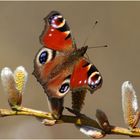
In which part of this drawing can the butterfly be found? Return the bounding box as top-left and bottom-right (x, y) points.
(33, 11), (103, 119)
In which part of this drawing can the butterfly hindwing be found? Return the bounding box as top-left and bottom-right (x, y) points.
(70, 58), (103, 92)
(70, 58), (102, 112)
(33, 47), (72, 118)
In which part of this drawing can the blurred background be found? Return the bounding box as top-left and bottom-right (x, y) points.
(0, 1), (140, 139)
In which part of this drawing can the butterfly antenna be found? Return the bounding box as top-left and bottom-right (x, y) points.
(83, 20), (98, 47)
(82, 20), (108, 62)
(88, 45), (108, 49)
(82, 20), (98, 62)
(85, 53), (90, 62)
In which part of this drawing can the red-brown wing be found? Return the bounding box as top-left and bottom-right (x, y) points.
(70, 58), (103, 93)
(33, 47), (72, 118)
(40, 11), (76, 53)
(44, 73), (71, 119)
(70, 58), (103, 112)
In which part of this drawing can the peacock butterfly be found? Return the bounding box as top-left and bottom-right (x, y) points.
(33, 11), (103, 119)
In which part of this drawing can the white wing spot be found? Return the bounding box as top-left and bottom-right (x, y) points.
(49, 34), (52, 37)
(51, 29), (54, 32)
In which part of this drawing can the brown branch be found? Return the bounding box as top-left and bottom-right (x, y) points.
(110, 126), (140, 137)
(0, 106), (101, 129)
(0, 106), (140, 138)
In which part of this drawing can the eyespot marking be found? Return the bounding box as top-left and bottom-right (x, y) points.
(87, 65), (102, 90)
(58, 75), (71, 95)
(48, 13), (65, 29)
(36, 47), (56, 65)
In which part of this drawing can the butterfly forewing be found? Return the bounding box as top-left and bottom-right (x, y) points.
(40, 11), (76, 53)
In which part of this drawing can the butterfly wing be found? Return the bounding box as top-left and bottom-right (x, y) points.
(33, 47), (88, 118)
(40, 11), (76, 53)
(34, 11), (77, 118)
(70, 58), (103, 112)
(71, 58), (103, 92)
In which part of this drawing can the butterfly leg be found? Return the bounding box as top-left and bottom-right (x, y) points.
(40, 98), (64, 126)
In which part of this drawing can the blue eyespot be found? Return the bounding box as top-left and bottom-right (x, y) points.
(59, 83), (69, 94)
(58, 77), (70, 95)
(39, 51), (48, 64)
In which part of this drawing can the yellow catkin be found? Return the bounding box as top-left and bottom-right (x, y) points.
(127, 96), (134, 127)
(14, 71), (25, 93)
(122, 81), (138, 128)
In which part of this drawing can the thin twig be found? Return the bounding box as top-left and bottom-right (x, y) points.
(110, 126), (140, 137)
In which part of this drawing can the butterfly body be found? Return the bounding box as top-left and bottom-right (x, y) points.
(33, 11), (102, 119)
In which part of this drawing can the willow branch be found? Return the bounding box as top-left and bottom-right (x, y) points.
(0, 106), (101, 129)
(111, 126), (140, 137)
(0, 107), (140, 137)
(1, 67), (140, 138)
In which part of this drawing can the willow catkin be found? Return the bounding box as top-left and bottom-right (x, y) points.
(122, 81), (138, 128)
(1, 67), (20, 106)
(1, 67), (15, 94)
(77, 125), (105, 138)
(1, 66), (28, 106)
(14, 66), (28, 94)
